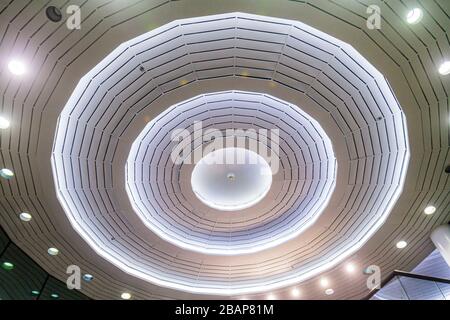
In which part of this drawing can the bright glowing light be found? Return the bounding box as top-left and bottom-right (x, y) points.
(325, 288), (334, 295)
(0, 168), (14, 180)
(438, 61), (450, 75)
(83, 274), (94, 282)
(121, 292), (131, 300)
(320, 278), (329, 287)
(345, 263), (356, 273)
(396, 241), (407, 249)
(406, 8), (423, 24)
(8, 59), (26, 75)
(47, 247), (59, 256)
(50, 293), (59, 299)
(19, 212), (32, 222)
(424, 206), (436, 215)
(266, 293), (276, 300)
(1, 262), (14, 270)
(291, 287), (300, 298)
(0, 116), (10, 129)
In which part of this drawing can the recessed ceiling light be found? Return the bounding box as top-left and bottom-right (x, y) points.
(83, 274), (94, 282)
(396, 240), (407, 249)
(406, 8), (423, 24)
(438, 61), (450, 75)
(19, 212), (32, 222)
(320, 278), (329, 287)
(31, 290), (40, 296)
(1, 262), (14, 270)
(424, 206), (436, 215)
(291, 287), (300, 298)
(0, 116), (10, 129)
(50, 293), (59, 299)
(325, 288), (334, 295)
(266, 293), (276, 300)
(8, 59), (26, 75)
(0, 168), (14, 180)
(47, 247), (59, 256)
(121, 292), (131, 300)
(345, 263), (356, 273)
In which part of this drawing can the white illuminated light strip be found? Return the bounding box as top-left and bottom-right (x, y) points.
(51, 13), (410, 295)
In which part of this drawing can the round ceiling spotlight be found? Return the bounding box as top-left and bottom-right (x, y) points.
(320, 278), (329, 287)
(291, 288), (300, 298)
(0, 116), (10, 129)
(121, 292), (131, 300)
(1, 262), (14, 270)
(191, 148), (272, 211)
(406, 8), (423, 24)
(424, 206), (436, 215)
(45, 6), (62, 23)
(325, 288), (334, 295)
(0, 168), (14, 180)
(47, 247), (59, 256)
(266, 293), (276, 300)
(7, 59), (26, 75)
(345, 263), (356, 273)
(438, 61), (450, 75)
(50, 293), (59, 299)
(31, 290), (40, 296)
(19, 212), (32, 222)
(396, 241), (407, 249)
(83, 274), (94, 282)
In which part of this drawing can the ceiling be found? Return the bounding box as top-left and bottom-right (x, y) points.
(0, 0), (449, 300)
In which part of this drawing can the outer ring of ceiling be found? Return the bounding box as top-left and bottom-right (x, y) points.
(50, 13), (409, 295)
(125, 90), (336, 255)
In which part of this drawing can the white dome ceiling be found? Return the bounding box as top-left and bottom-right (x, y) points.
(0, 0), (448, 300)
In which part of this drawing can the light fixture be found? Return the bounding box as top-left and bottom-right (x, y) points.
(121, 292), (131, 300)
(47, 247), (59, 256)
(438, 61), (450, 75)
(320, 278), (329, 287)
(31, 290), (40, 296)
(8, 59), (26, 75)
(406, 8), (423, 24)
(291, 287), (300, 298)
(83, 274), (94, 282)
(266, 293), (276, 300)
(19, 212), (32, 222)
(0, 168), (14, 180)
(0, 116), (10, 129)
(50, 293), (59, 299)
(1, 262), (14, 270)
(424, 206), (436, 215)
(345, 263), (356, 273)
(396, 240), (407, 249)
(325, 288), (334, 295)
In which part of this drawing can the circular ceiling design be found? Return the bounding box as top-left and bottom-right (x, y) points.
(49, 12), (410, 295)
(190, 147), (273, 211)
(125, 91), (335, 255)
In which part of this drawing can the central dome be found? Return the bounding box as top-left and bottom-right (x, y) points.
(191, 148), (273, 211)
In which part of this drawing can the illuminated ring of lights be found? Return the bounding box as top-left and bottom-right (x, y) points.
(125, 90), (336, 255)
(51, 13), (409, 295)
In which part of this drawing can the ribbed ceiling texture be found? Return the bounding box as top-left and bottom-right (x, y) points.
(0, 0), (449, 300)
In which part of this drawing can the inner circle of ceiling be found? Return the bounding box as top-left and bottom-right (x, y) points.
(125, 90), (336, 255)
(49, 12), (410, 295)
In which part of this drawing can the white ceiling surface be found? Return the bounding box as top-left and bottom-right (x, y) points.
(0, 0), (448, 299)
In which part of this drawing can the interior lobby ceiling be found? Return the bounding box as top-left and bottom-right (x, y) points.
(0, 0), (449, 300)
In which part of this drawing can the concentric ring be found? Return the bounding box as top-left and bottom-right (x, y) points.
(51, 13), (409, 295)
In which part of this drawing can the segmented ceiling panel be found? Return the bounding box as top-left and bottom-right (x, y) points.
(0, 0), (449, 300)
(50, 13), (408, 295)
